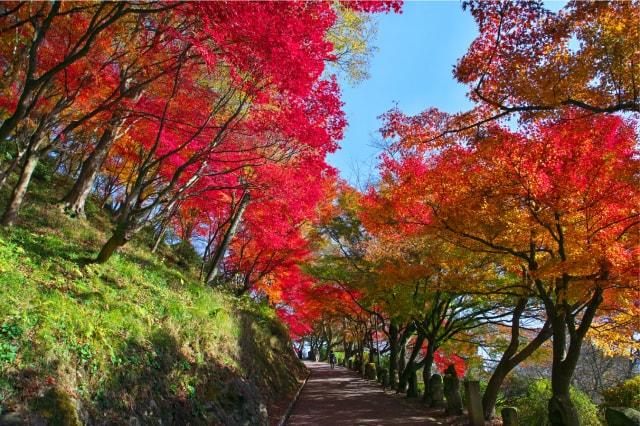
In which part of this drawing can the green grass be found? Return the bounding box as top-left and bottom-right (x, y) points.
(0, 174), (305, 423)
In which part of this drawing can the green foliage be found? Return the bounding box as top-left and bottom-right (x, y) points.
(602, 376), (640, 410)
(327, 4), (378, 84)
(512, 379), (601, 426)
(0, 320), (22, 364)
(0, 343), (18, 364)
(1, 322), (23, 340)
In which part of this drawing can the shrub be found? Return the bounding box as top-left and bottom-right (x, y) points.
(602, 376), (640, 410)
(513, 379), (601, 426)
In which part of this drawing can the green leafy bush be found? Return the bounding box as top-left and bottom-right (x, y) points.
(513, 379), (601, 426)
(602, 376), (640, 410)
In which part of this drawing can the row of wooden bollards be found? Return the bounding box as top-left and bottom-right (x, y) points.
(343, 359), (519, 426)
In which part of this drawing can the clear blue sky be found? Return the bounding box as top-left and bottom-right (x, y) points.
(328, 1), (565, 186)
(328, 1), (477, 186)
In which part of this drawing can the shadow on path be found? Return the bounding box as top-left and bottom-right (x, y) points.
(287, 362), (443, 425)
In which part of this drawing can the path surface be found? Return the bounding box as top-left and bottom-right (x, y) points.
(286, 361), (441, 425)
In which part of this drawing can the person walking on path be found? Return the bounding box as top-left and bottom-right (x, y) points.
(329, 350), (337, 369)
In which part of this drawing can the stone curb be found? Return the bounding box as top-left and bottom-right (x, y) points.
(277, 368), (311, 426)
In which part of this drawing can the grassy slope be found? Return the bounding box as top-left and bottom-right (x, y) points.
(0, 172), (306, 425)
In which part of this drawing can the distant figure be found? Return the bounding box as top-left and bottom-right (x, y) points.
(297, 348), (303, 359)
(329, 350), (337, 369)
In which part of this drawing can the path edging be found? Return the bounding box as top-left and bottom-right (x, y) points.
(277, 368), (311, 426)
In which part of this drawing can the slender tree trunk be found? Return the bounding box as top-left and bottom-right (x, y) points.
(399, 333), (424, 393)
(151, 201), (179, 253)
(344, 341), (349, 361)
(93, 185), (142, 263)
(483, 301), (551, 419)
(374, 316), (381, 368)
(61, 126), (115, 218)
(100, 186), (113, 209)
(152, 224), (168, 253)
(205, 191), (250, 283)
(1, 150), (40, 226)
(397, 344), (407, 393)
(388, 322), (399, 390)
(359, 338), (366, 376)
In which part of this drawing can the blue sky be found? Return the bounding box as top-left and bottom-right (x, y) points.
(328, 1), (477, 186)
(328, 1), (565, 186)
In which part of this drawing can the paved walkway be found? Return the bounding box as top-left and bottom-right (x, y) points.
(286, 362), (442, 425)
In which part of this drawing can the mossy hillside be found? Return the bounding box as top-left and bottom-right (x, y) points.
(0, 174), (305, 424)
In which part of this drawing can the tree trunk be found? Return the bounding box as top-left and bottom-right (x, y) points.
(406, 368), (418, 398)
(388, 322), (399, 390)
(94, 223), (129, 264)
(399, 333), (425, 392)
(421, 344), (435, 403)
(359, 339), (366, 376)
(151, 201), (179, 253)
(548, 310), (580, 426)
(483, 301), (551, 419)
(344, 340), (352, 365)
(397, 344), (407, 393)
(205, 191), (250, 284)
(1, 150), (40, 226)
(484, 360), (512, 416)
(549, 366), (578, 426)
(151, 224), (168, 253)
(546, 284), (603, 426)
(61, 126), (115, 218)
